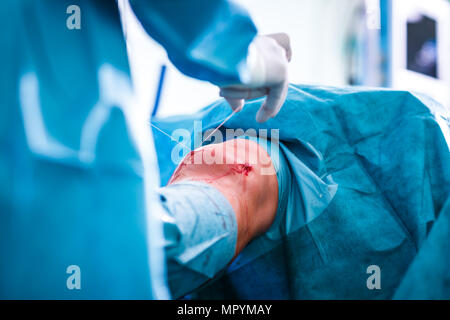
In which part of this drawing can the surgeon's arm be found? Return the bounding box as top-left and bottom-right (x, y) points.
(129, 0), (257, 86)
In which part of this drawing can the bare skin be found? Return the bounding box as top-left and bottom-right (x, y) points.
(168, 138), (278, 256)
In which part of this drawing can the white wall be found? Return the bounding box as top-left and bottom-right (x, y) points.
(239, 0), (363, 85)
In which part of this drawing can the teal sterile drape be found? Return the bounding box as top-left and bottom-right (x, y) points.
(152, 84), (450, 299)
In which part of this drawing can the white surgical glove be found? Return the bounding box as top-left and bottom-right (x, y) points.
(220, 33), (292, 123)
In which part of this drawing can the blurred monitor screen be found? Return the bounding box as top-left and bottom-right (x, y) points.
(407, 14), (438, 78)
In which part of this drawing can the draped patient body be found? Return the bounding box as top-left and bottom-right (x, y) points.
(158, 138), (279, 298)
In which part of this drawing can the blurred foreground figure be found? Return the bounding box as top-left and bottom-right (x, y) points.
(0, 0), (290, 299)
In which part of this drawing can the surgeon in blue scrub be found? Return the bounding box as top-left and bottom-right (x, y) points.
(0, 1), (290, 299)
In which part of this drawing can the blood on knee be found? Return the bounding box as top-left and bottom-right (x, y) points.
(233, 163), (253, 176)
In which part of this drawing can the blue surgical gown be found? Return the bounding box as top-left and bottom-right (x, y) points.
(0, 0), (256, 299)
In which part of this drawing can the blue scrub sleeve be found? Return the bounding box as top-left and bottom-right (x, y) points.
(129, 0), (257, 86)
(156, 181), (238, 298)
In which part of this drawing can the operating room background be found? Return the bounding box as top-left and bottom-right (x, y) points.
(119, 0), (450, 118)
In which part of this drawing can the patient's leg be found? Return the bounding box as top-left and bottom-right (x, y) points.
(158, 138), (278, 298)
(169, 138), (278, 254)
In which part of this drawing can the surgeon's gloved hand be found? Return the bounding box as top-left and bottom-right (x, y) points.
(220, 33), (292, 123)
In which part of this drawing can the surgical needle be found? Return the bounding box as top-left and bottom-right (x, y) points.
(150, 122), (192, 152)
(202, 107), (241, 144)
(151, 106), (241, 151)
